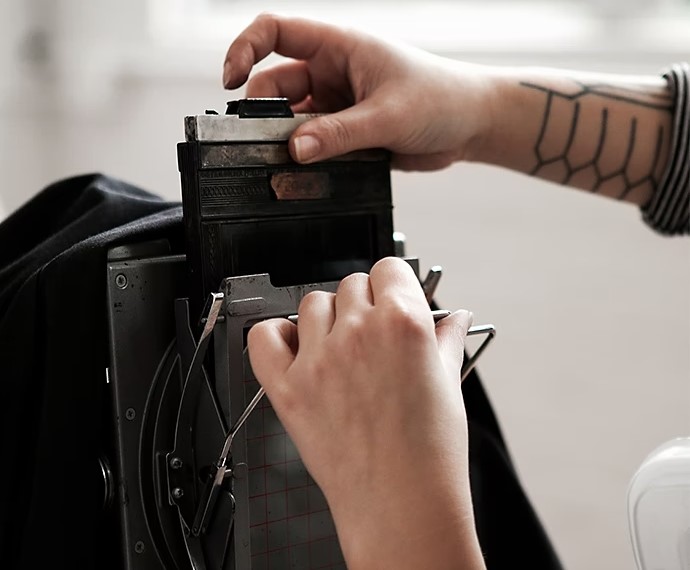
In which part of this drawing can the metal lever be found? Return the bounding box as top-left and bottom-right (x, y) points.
(422, 266), (443, 303)
(461, 323), (496, 381)
(170, 293), (225, 570)
(183, 293), (224, 399)
(191, 387), (265, 536)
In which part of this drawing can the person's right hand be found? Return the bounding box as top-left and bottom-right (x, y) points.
(223, 14), (495, 170)
(246, 257), (485, 570)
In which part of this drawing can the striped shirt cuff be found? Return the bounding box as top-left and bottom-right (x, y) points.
(641, 62), (690, 236)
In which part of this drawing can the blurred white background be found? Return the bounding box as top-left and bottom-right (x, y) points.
(1, 1), (688, 568)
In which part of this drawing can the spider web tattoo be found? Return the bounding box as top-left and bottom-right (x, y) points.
(521, 80), (673, 199)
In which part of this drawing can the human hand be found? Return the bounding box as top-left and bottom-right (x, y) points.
(247, 257), (485, 570)
(223, 14), (494, 171)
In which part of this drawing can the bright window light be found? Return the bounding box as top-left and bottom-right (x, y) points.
(148, 0), (688, 55)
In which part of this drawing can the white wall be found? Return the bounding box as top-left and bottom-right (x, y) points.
(1, 3), (688, 570)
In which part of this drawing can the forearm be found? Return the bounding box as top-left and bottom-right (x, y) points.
(473, 67), (674, 207)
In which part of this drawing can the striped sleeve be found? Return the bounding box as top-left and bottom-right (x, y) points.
(641, 62), (690, 236)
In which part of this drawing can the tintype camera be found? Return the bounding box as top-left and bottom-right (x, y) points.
(104, 99), (492, 569)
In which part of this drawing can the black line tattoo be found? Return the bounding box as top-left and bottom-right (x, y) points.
(567, 108), (608, 185)
(563, 101), (580, 157)
(619, 124), (665, 200)
(521, 81), (673, 110)
(521, 80), (673, 198)
(591, 117), (636, 192)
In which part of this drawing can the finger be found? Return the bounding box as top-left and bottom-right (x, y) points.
(291, 97), (316, 114)
(223, 14), (350, 89)
(368, 257), (428, 309)
(291, 95), (345, 115)
(296, 291), (336, 349)
(435, 310), (473, 383)
(334, 272), (373, 319)
(247, 319), (298, 389)
(249, 58), (355, 113)
(246, 61), (312, 103)
(289, 97), (397, 163)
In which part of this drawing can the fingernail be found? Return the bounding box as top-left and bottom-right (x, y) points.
(457, 309), (473, 328)
(222, 61), (232, 88)
(293, 135), (320, 162)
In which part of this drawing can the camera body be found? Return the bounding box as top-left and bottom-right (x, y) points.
(105, 99), (402, 569)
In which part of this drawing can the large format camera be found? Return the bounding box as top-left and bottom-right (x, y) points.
(103, 99), (492, 570)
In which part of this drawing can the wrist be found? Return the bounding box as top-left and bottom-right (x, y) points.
(465, 68), (523, 169)
(449, 64), (504, 167)
(330, 476), (485, 570)
(338, 512), (485, 570)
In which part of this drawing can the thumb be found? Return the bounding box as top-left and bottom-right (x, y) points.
(289, 99), (391, 163)
(247, 319), (298, 391)
(435, 310), (473, 383)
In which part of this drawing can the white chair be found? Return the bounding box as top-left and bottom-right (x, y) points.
(628, 438), (690, 570)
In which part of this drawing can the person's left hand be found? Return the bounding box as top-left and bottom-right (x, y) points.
(223, 14), (495, 171)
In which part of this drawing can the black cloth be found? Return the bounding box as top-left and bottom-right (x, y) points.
(0, 175), (561, 569)
(642, 62), (690, 235)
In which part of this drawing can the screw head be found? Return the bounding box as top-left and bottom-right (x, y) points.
(233, 462), (248, 480)
(172, 487), (184, 500)
(115, 274), (128, 289)
(134, 541), (145, 554)
(169, 457), (183, 470)
(125, 408), (136, 421)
